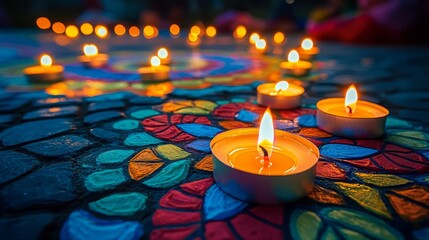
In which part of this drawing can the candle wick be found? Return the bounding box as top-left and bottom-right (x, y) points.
(277, 89), (282, 95)
(259, 145), (270, 163)
(346, 106), (353, 116)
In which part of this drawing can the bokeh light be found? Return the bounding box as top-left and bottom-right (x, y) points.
(129, 26), (140, 37)
(170, 24), (180, 36)
(233, 25), (247, 39)
(40, 54), (52, 67)
(143, 25), (155, 38)
(114, 24), (126, 36)
(80, 23), (93, 35)
(249, 32), (260, 44)
(65, 25), (79, 38)
(158, 48), (168, 59)
(274, 32), (285, 44)
(52, 22), (65, 34)
(190, 25), (201, 36)
(95, 25), (108, 38)
(205, 26), (216, 38)
(36, 17), (51, 29)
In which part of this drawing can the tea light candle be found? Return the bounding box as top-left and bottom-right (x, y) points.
(297, 38), (319, 60)
(317, 85), (389, 138)
(211, 108), (319, 204)
(79, 44), (109, 68)
(138, 56), (170, 82)
(280, 50), (312, 77)
(257, 81), (304, 109)
(254, 38), (267, 54)
(157, 47), (171, 65)
(24, 54), (64, 83)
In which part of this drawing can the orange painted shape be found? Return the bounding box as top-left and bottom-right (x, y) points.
(130, 148), (160, 162)
(299, 128), (332, 138)
(194, 155), (213, 171)
(129, 162), (164, 181)
(218, 121), (253, 130)
(308, 185), (345, 205)
(387, 193), (429, 222)
(392, 185), (429, 205)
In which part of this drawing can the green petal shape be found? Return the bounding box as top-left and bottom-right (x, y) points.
(143, 160), (190, 188)
(154, 144), (190, 160)
(89, 192), (147, 216)
(355, 172), (410, 187)
(290, 209), (322, 240)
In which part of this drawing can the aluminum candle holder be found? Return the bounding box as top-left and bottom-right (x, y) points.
(210, 128), (320, 204)
(257, 82), (304, 109)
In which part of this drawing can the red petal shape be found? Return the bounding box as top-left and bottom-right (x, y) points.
(231, 214), (283, 240)
(181, 178), (214, 196)
(316, 161), (347, 180)
(151, 225), (200, 240)
(204, 221), (235, 240)
(343, 158), (379, 171)
(213, 103), (264, 120)
(142, 114), (211, 142)
(249, 206), (284, 225)
(279, 108), (316, 120)
(160, 190), (203, 210)
(152, 209), (200, 226)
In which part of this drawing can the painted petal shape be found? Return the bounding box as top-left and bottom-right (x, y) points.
(203, 184), (247, 220)
(321, 144), (378, 159)
(89, 192), (147, 216)
(177, 124), (222, 138)
(290, 209), (322, 240)
(143, 160), (190, 188)
(61, 209), (143, 240)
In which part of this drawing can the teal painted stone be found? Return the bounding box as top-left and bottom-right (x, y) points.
(113, 119), (139, 130)
(204, 184), (247, 220)
(96, 149), (135, 165)
(143, 160), (190, 188)
(85, 169), (126, 191)
(130, 109), (160, 119)
(0, 118), (73, 146)
(124, 132), (163, 147)
(89, 192), (147, 216)
(61, 210), (143, 240)
(320, 144), (378, 159)
(88, 101), (124, 112)
(386, 117), (413, 129)
(23, 106), (78, 120)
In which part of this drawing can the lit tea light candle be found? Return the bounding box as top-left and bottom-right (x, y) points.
(317, 85), (389, 138)
(138, 56), (170, 82)
(211, 108), (319, 204)
(24, 54), (64, 83)
(254, 39), (267, 54)
(157, 47), (171, 65)
(280, 50), (312, 77)
(297, 38), (319, 60)
(257, 80), (304, 109)
(79, 44), (109, 68)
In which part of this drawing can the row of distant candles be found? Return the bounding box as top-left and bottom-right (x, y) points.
(29, 18), (390, 204)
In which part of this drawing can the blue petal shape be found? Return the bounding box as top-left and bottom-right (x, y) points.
(61, 209), (143, 240)
(177, 124), (222, 138)
(297, 114), (317, 127)
(321, 144), (378, 159)
(186, 140), (211, 153)
(204, 184), (248, 220)
(236, 109), (259, 122)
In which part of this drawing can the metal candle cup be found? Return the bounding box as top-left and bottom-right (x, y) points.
(210, 128), (320, 204)
(257, 82), (304, 109)
(297, 46), (319, 61)
(138, 56), (170, 82)
(316, 98), (389, 138)
(280, 61), (312, 77)
(79, 53), (109, 68)
(24, 55), (64, 83)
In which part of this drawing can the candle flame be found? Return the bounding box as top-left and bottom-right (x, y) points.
(255, 39), (266, 50)
(95, 25), (108, 38)
(301, 38), (313, 50)
(249, 33), (260, 44)
(288, 50), (299, 63)
(151, 56), (161, 67)
(258, 108), (274, 158)
(345, 85), (358, 114)
(40, 54), (52, 67)
(275, 81), (289, 92)
(157, 48), (168, 59)
(83, 44), (98, 57)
